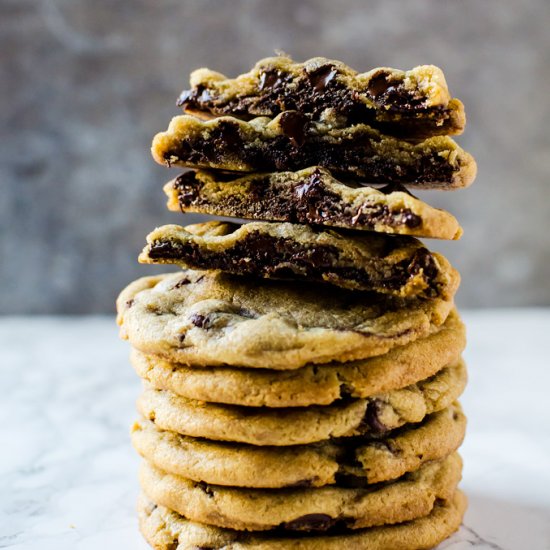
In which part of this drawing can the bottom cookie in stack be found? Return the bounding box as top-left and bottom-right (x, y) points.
(138, 490), (467, 550)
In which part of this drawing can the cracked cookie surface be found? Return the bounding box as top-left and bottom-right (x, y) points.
(117, 270), (457, 369)
(151, 113), (476, 188)
(139, 453), (462, 531)
(136, 361), (466, 446)
(165, 168), (463, 239)
(177, 56), (465, 138)
(132, 403), (465, 488)
(139, 221), (458, 299)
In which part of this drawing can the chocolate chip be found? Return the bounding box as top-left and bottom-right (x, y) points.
(401, 210), (422, 228)
(189, 313), (210, 329)
(173, 277), (191, 288)
(214, 120), (242, 150)
(283, 513), (336, 532)
(365, 400), (388, 433)
(409, 248), (438, 280)
(306, 64), (338, 91)
(178, 333), (186, 344)
(259, 69), (284, 90)
(125, 299), (134, 308)
(278, 111), (308, 147)
(367, 71), (393, 97)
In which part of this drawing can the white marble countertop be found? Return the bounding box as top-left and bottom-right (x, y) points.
(1, 310), (549, 549)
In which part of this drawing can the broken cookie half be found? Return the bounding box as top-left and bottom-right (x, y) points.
(164, 167), (463, 240)
(152, 113), (476, 188)
(139, 221), (459, 299)
(177, 56), (465, 138)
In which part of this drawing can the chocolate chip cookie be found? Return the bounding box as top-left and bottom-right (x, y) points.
(152, 114), (476, 188)
(177, 56), (465, 138)
(139, 221), (458, 298)
(130, 308), (465, 407)
(136, 361), (466, 446)
(139, 453), (462, 531)
(164, 168), (463, 239)
(138, 490), (466, 549)
(132, 403), (465, 488)
(116, 270), (457, 369)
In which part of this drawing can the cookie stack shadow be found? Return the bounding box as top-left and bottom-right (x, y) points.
(117, 56), (476, 549)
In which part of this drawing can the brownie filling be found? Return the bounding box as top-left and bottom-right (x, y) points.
(165, 122), (457, 184)
(146, 234), (441, 296)
(177, 65), (451, 136)
(174, 171), (423, 230)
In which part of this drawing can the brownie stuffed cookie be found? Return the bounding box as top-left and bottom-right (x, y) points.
(177, 55), (465, 139)
(151, 113), (476, 189)
(139, 221), (459, 299)
(164, 167), (463, 239)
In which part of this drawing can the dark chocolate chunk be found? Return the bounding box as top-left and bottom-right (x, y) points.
(364, 400), (388, 433)
(409, 248), (438, 281)
(259, 69), (284, 90)
(306, 64), (338, 91)
(173, 277), (191, 288)
(283, 513), (336, 532)
(367, 71), (393, 98)
(278, 111), (308, 147)
(189, 313), (210, 329)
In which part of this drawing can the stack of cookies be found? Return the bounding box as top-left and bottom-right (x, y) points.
(117, 56), (476, 549)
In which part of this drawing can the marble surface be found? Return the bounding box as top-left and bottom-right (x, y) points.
(0, 310), (549, 549)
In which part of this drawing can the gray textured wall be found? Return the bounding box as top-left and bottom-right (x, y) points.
(2, 0), (550, 313)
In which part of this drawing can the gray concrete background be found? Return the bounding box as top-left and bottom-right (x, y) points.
(1, 0), (549, 313)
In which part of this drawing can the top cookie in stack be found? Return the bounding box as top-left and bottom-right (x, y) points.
(118, 55), (475, 550)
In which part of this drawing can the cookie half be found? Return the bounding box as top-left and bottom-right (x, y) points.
(132, 402), (466, 488)
(151, 114), (476, 189)
(136, 361), (466, 446)
(130, 308), (465, 407)
(164, 168), (463, 239)
(139, 452), (462, 531)
(139, 221), (459, 299)
(117, 270), (457, 369)
(138, 490), (466, 549)
(177, 56), (465, 138)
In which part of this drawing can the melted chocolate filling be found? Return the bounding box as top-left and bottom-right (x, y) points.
(177, 65), (450, 136)
(147, 234), (440, 296)
(166, 122), (456, 184)
(174, 170), (423, 230)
